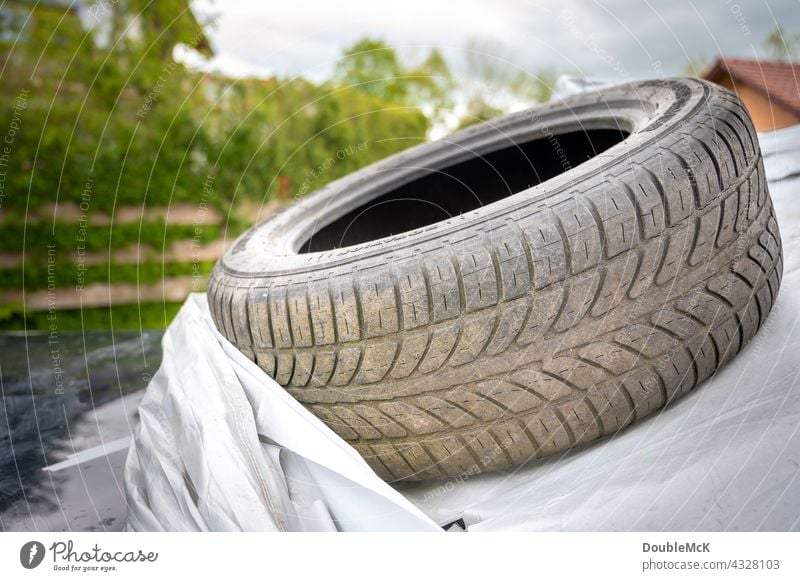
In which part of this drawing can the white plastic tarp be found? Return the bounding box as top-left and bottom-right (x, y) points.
(126, 124), (800, 532)
(124, 294), (440, 531)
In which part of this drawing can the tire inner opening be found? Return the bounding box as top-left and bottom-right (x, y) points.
(300, 128), (628, 253)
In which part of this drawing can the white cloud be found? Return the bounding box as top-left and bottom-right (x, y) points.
(191, 0), (539, 79)
(188, 0), (800, 82)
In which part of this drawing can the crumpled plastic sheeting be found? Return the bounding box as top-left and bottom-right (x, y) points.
(399, 127), (800, 531)
(124, 294), (440, 531)
(126, 125), (800, 532)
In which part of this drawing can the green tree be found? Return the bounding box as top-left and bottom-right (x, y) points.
(0, 0), (211, 213)
(333, 38), (408, 102)
(763, 26), (800, 60)
(333, 38), (454, 127)
(682, 56), (712, 77)
(126, 0), (213, 60)
(405, 48), (455, 126)
(459, 37), (555, 128)
(456, 96), (503, 130)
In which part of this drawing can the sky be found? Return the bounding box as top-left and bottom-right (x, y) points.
(185, 0), (800, 84)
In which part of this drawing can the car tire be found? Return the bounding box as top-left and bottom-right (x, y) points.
(209, 78), (782, 481)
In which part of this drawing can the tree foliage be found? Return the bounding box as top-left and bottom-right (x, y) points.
(464, 38), (555, 103)
(333, 38), (454, 125)
(763, 26), (800, 60)
(0, 8), (429, 221)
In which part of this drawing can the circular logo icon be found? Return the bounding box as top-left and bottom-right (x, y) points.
(20, 541), (46, 569)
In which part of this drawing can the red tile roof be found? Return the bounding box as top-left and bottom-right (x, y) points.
(704, 57), (800, 115)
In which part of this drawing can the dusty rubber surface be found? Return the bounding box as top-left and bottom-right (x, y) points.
(209, 79), (783, 481)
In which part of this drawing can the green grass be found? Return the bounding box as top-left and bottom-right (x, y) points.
(0, 221), (224, 256)
(0, 260), (216, 291)
(0, 302), (185, 331)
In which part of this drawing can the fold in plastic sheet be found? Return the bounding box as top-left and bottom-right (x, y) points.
(124, 294), (440, 531)
(127, 126), (800, 532)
